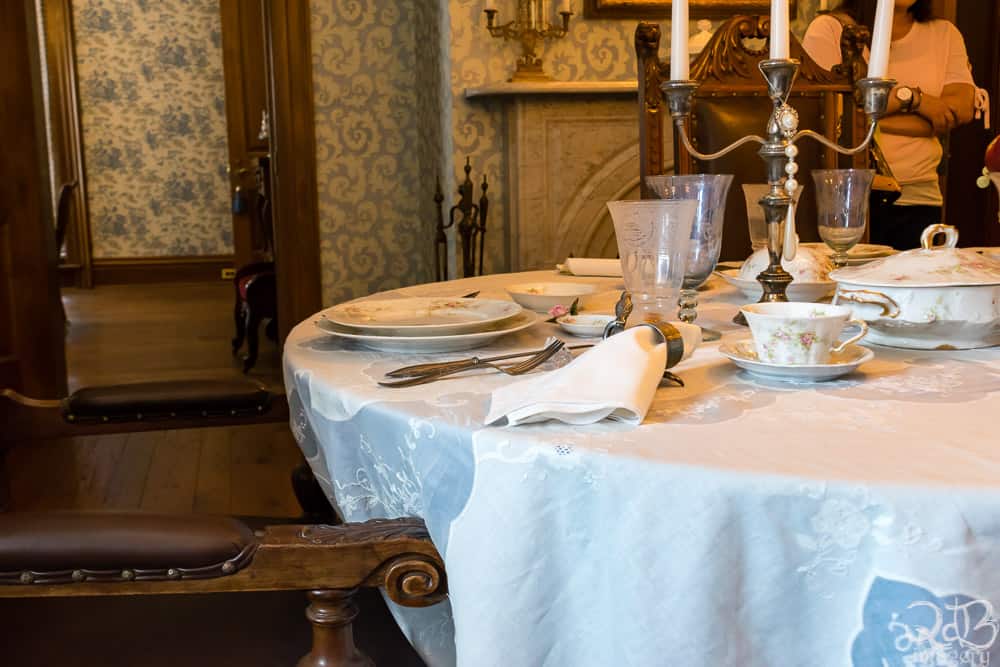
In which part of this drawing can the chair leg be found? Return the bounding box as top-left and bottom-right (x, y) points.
(243, 310), (261, 373)
(297, 589), (373, 667)
(232, 300), (247, 355)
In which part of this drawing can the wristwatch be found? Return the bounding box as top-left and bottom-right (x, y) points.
(895, 86), (922, 112)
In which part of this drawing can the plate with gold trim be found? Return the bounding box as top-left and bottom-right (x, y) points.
(719, 337), (874, 382)
(323, 297), (523, 336)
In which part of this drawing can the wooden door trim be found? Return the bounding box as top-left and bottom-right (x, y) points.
(0, 0), (68, 398)
(41, 0), (92, 288)
(262, 0), (323, 344)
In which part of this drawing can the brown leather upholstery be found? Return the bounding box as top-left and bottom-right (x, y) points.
(636, 17), (870, 261)
(63, 379), (272, 424)
(0, 512), (257, 584)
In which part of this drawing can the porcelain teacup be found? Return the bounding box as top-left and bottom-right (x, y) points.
(740, 302), (868, 365)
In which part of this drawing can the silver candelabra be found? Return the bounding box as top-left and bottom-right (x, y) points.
(661, 59), (895, 310)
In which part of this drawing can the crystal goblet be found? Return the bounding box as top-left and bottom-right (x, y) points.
(646, 174), (734, 341)
(606, 199), (697, 329)
(812, 169), (875, 268)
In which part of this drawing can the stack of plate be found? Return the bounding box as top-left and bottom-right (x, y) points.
(315, 297), (537, 353)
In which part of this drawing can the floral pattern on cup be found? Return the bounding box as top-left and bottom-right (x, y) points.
(742, 302), (869, 365)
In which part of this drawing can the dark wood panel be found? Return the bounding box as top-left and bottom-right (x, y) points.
(41, 0), (92, 287)
(945, 1), (999, 246)
(91, 254), (235, 285)
(220, 0), (272, 270)
(0, 0), (67, 398)
(263, 0), (323, 345)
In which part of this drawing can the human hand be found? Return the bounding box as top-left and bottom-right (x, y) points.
(916, 95), (958, 134)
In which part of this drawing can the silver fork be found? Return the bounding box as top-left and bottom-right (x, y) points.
(378, 339), (565, 388)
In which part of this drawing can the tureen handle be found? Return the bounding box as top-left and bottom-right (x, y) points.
(920, 224), (959, 250)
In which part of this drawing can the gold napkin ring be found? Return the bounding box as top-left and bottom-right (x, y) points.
(635, 322), (685, 369)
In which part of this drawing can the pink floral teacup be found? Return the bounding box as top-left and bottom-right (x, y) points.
(740, 302), (868, 365)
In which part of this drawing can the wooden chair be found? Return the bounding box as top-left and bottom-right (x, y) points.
(232, 261), (278, 373)
(636, 17), (870, 261)
(0, 382), (441, 665)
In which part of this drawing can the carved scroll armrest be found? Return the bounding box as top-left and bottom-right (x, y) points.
(0, 516), (447, 608)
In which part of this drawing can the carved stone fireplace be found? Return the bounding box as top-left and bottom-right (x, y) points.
(465, 82), (674, 271)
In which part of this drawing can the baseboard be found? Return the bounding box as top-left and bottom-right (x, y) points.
(92, 255), (234, 285)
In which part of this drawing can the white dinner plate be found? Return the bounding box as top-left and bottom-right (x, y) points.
(315, 311), (539, 353)
(323, 297), (522, 336)
(713, 268), (836, 303)
(719, 337), (874, 382)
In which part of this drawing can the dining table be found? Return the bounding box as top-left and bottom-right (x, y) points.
(283, 269), (1000, 667)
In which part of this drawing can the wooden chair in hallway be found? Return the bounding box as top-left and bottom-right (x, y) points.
(635, 17), (869, 261)
(232, 262), (277, 373)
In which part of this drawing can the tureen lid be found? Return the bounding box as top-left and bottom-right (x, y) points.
(828, 225), (1000, 287)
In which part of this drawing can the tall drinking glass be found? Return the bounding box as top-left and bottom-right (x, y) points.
(606, 200), (697, 329)
(812, 169), (875, 268)
(742, 183), (772, 252)
(647, 174), (734, 341)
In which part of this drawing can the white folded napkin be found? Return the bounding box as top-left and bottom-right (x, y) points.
(564, 257), (623, 277)
(485, 323), (701, 427)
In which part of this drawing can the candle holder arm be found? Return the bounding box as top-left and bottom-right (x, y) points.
(791, 120), (877, 157)
(673, 119), (767, 163)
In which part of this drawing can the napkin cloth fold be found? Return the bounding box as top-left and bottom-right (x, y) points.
(485, 323), (700, 427)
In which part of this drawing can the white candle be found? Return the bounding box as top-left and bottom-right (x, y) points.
(484, 0), (496, 10)
(670, 0), (689, 80)
(868, 0), (894, 78)
(560, 0), (571, 12)
(769, 0), (789, 59)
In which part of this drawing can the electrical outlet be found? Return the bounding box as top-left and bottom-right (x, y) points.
(221, 268), (236, 280)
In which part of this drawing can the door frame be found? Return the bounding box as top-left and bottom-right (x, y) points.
(36, 0), (322, 351)
(262, 0), (323, 345)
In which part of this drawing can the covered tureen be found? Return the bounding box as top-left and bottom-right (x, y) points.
(829, 224), (1000, 350)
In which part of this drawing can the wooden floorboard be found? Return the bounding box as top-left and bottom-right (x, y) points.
(62, 281), (282, 393)
(193, 427), (232, 514)
(140, 428), (201, 513)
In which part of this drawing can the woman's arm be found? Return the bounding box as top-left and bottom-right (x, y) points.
(938, 82), (976, 126)
(878, 114), (934, 138)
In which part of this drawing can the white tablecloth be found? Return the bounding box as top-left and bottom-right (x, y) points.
(283, 270), (1000, 667)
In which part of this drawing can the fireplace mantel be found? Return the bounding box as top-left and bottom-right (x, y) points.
(464, 81), (638, 98)
(463, 81), (671, 271)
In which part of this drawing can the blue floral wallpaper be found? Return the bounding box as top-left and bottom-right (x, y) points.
(310, 0), (448, 305)
(73, 0), (233, 258)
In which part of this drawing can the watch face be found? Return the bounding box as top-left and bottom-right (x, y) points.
(896, 87), (913, 102)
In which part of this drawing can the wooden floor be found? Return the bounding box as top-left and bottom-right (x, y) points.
(2, 282), (426, 665)
(63, 281), (282, 392)
(6, 422), (303, 517)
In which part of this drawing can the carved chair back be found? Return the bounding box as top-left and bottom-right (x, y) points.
(636, 17), (870, 261)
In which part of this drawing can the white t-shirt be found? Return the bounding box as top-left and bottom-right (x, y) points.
(802, 17), (975, 206)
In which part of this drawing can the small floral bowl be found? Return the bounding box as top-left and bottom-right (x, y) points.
(556, 314), (616, 338)
(740, 302), (868, 365)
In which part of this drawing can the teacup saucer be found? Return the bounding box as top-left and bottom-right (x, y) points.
(719, 337), (874, 382)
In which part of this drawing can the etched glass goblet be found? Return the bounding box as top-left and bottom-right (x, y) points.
(812, 169), (875, 268)
(646, 174), (734, 341)
(606, 199), (697, 329)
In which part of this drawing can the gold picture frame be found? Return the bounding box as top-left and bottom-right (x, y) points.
(583, 0), (798, 20)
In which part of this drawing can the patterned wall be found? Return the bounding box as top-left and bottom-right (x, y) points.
(305, 0), (822, 301)
(73, 0), (233, 258)
(310, 0), (447, 305)
(449, 0), (821, 274)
